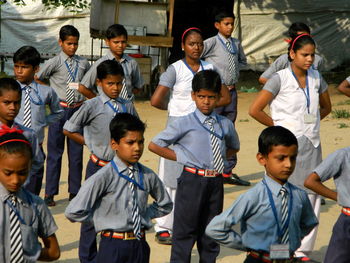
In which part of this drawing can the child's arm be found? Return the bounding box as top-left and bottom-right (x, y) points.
(216, 84), (231, 107)
(258, 55), (287, 85)
(249, 89), (274, 126)
(38, 234), (60, 261)
(78, 84), (96, 99)
(63, 130), (85, 145)
(319, 91), (331, 120)
(304, 172), (337, 201)
(337, 78), (350, 97)
(298, 190), (319, 238)
(45, 88), (64, 125)
(150, 85), (169, 110)
(148, 142), (176, 161)
(237, 40), (247, 69)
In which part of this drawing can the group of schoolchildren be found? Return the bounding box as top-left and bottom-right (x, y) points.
(0, 8), (350, 263)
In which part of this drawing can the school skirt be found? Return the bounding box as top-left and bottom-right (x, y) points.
(288, 135), (322, 194)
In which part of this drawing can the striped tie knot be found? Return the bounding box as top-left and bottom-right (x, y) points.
(9, 194), (16, 205)
(225, 41), (233, 52)
(279, 186), (289, 244)
(279, 186), (288, 197)
(204, 116), (215, 127)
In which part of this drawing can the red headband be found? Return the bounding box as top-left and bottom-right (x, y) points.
(0, 139), (31, 147)
(181, 27), (201, 43)
(290, 33), (311, 50)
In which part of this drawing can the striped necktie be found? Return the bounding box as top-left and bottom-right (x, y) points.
(128, 167), (142, 240)
(9, 194), (24, 263)
(119, 78), (129, 100)
(225, 40), (238, 84)
(111, 99), (119, 116)
(22, 86), (31, 128)
(280, 186), (289, 243)
(66, 57), (75, 106)
(205, 117), (224, 173)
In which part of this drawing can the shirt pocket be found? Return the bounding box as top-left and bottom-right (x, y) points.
(20, 223), (40, 258)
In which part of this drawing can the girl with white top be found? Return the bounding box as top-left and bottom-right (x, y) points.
(150, 27), (230, 244)
(249, 33), (331, 261)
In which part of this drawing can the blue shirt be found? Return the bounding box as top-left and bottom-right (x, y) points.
(15, 81), (64, 144)
(202, 33), (247, 85)
(205, 175), (318, 253)
(80, 50), (144, 97)
(63, 90), (138, 161)
(313, 147), (350, 208)
(36, 51), (91, 102)
(152, 109), (240, 169)
(65, 155), (173, 232)
(0, 184), (57, 262)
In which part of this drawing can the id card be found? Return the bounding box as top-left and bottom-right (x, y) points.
(269, 244), (290, 259)
(68, 82), (79, 90)
(304, 113), (316, 124)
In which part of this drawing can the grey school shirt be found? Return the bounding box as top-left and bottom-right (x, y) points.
(313, 147), (350, 208)
(36, 51), (90, 102)
(260, 53), (324, 80)
(0, 184), (57, 262)
(63, 90), (138, 161)
(80, 50), (144, 97)
(202, 33), (247, 85)
(65, 155), (173, 232)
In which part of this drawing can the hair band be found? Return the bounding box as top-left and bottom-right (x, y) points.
(0, 124), (24, 136)
(181, 27), (201, 43)
(290, 33), (310, 50)
(0, 139), (31, 147)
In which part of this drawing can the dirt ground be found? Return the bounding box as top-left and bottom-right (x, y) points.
(44, 83), (350, 263)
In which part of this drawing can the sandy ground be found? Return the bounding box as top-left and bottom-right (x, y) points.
(42, 84), (350, 263)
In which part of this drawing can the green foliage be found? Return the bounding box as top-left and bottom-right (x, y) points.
(337, 123), (349, 129)
(10, 0), (90, 13)
(337, 100), (350, 106)
(332, 109), (350, 119)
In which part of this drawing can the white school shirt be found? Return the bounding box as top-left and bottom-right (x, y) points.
(269, 67), (323, 147)
(165, 60), (214, 117)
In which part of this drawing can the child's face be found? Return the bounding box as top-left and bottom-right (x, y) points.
(59, 36), (79, 57)
(257, 145), (298, 185)
(105, 35), (127, 58)
(14, 62), (38, 85)
(97, 74), (123, 99)
(191, 89), (220, 115)
(182, 32), (203, 61)
(289, 44), (315, 71)
(0, 152), (31, 193)
(0, 90), (21, 126)
(215, 17), (234, 38)
(111, 130), (144, 166)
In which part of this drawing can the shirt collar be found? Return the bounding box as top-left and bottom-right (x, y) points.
(218, 32), (231, 43)
(195, 108), (217, 124)
(264, 173), (290, 197)
(113, 155), (139, 174)
(17, 80), (36, 90)
(0, 184), (27, 206)
(106, 50), (130, 63)
(60, 51), (77, 62)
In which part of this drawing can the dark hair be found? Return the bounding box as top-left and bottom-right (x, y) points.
(59, 25), (80, 41)
(0, 131), (32, 159)
(288, 34), (315, 62)
(288, 22), (310, 39)
(96, 60), (124, 80)
(214, 11), (235, 23)
(13, 46), (41, 67)
(109, 113), (145, 143)
(182, 27), (203, 44)
(258, 126), (298, 156)
(106, 24), (128, 40)
(192, 70), (221, 94)
(0, 78), (22, 98)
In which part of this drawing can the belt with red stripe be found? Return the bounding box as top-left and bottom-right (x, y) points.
(342, 207), (350, 216)
(60, 101), (83, 108)
(184, 167), (221, 177)
(101, 230), (145, 240)
(90, 154), (110, 167)
(248, 250), (294, 263)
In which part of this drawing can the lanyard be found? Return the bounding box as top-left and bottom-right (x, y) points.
(262, 179), (293, 242)
(291, 70), (310, 114)
(22, 82), (44, 105)
(182, 59), (204, 75)
(217, 35), (237, 55)
(111, 160), (144, 191)
(6, 191), (38, 226)
(64, 59), (79, 82)
(106, 101), (127, 113)
(193, 112), (224, 140)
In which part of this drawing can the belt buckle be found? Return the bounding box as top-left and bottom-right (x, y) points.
(124, 232), (136, 240)
(204, 169), (217, 177)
